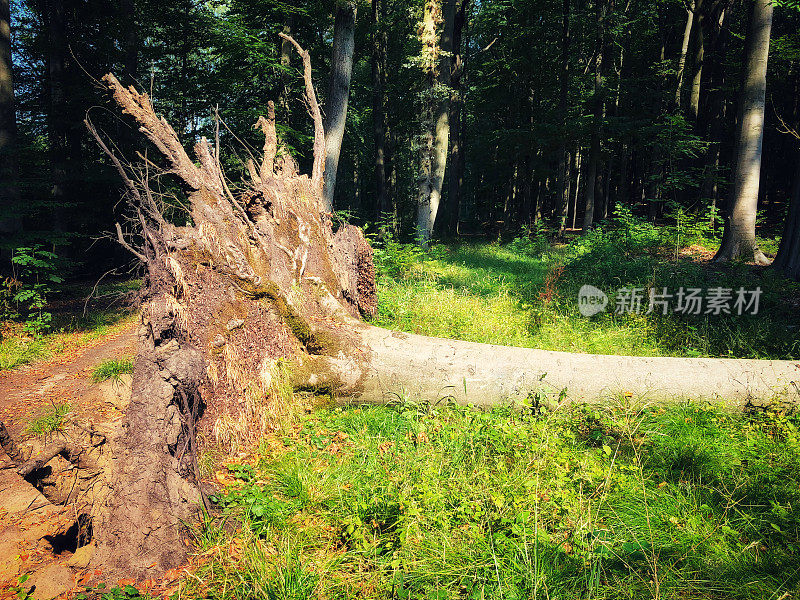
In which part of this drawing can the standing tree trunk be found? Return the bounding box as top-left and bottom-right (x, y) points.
(689, 5), (705, 122)
(416, 0), (456, 244)
(556, 0), (571, 232)
(582, 0), (606, 233)
(713, 0), (772, 265)
(322, 0), (357, 212)
(675, 1), (695, 110)
(44, 0), (68, 232)
(372, 0), (389, 220)
(121, 0), (137, 83)
(441, 0), (469, 238)
(773, 150), (800, 279)
(0, 0), (21, 247)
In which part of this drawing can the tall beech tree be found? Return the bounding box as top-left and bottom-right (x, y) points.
(417, 0), (456, 244)
(714, 0), (773, 264)
(322, 0), (357, 212)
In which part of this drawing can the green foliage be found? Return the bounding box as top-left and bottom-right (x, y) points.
(372, 234), (426, 279)
(91, 357), (134, 383)
(374, 236), (800, 359)
(25, 402), (70, 437)
(10, 245), (63, 337)
(74, 582), (150, 600)
(190, 401), (800, 599)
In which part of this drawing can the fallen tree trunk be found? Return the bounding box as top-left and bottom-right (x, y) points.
(324, 325), (800, 407)
(90, 38), (799, 580)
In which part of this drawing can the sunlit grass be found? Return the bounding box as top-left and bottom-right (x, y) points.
(25, 402), (70, 436)
(371, 234), (800, 359)
(92, 357), (134, 383)
(188, 400), (800, 600)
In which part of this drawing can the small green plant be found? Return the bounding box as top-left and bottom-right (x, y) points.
(25, 402), (70, 436)
(75, 582), (147, 600)
(92, 357), (134, 383)
(11, 245), (63, 336)
(372, 234), (424, 279)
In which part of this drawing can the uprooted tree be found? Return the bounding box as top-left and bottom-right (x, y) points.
(90, 36), (799, 579)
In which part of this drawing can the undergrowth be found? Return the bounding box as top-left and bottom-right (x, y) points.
(0, 279), (138, 371)
(25, 401), (70, 436)
(371, 211), (799, 359)
(92, 357), (134, 383)
(188, 400), (800, 600)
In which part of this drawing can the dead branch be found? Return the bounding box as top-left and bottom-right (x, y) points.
(17, 440), (83, 477)
(86, 118), (142, 207)
(279, 33), (326, 194)
(116, 222), (147, 262)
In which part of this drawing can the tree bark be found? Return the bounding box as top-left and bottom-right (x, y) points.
(582, 0), (605, 233)
(773, 150), (800, 279)
(416, 0), (456, 244)
(121, 0), (137, 83)
(0, 0), (20, 246)
(322, 1), (357, 212)
(675, 1), (695, 110)
(689, 6), (704, 121)
(713, 0), (772, 265)
(442, 0), (469, 238)
(556, 0), (571, 232)
(372, 0), (389, 220)
(44, 0), (68, 232)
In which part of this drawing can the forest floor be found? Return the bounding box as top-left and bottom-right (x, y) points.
(188, 400), (800, 600)
(2, 220), (800, 598)
(372, 220), (800, 359)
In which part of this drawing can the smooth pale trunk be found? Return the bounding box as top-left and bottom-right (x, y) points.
(675, 2), (694, 108)
(416, 0), (455, 244)
(715, 0), (772, 264)
(322, 1), (357, 212)
(689, 12), (704, 121)
(317, 324), (800, 407)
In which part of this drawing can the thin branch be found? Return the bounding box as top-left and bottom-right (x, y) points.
(85, 118), (142, 206)
(116, 222), (147, 263)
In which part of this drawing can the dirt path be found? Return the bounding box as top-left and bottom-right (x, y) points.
(0, 322), (137, 440)
(0, 321), (137, 599)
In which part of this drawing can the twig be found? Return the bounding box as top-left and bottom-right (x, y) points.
(116, 222), (147, 263)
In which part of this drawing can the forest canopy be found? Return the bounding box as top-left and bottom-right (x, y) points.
(1, 0), (799, 275)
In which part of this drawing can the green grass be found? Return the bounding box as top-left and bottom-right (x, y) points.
(92, 357), (134, 383)
(0, 279), (139, 371)
(0, 335), (53, 370)
(25, 402), (70, 436)
(191, 400), (800, 599)
(370, 216), (800, 359)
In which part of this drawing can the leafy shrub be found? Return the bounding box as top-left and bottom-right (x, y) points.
(508, 222), (551, 257)
(10, 245), (63, 336)
(372, 235), (425, 279)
